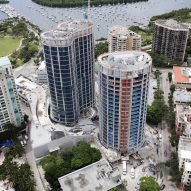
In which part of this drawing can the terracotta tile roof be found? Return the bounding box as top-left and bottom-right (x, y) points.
(173, 66), (189, 83)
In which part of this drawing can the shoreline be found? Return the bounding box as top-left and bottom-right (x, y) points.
(31, 0), (148, 8)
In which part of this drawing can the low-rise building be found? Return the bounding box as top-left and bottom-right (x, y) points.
(173, 66), (191, 89)
(173, 90), (191, 105)
(182, 162), (191, 186)
(178, 136), (191, 186)
(175, 105), (191, 136)
(58, 159), (121, 191)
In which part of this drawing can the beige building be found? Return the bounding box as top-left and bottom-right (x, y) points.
(153, 19), (189, 62)
(108, 25), (141, 52)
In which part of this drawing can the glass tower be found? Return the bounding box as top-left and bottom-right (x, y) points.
(41, 20), (95, 126)
(98, 51), (152, 153)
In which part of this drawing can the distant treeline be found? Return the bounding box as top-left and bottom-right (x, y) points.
(150, 8), (191, 23)
(32, 0), (148, 8)
(0, 0), (9, 4)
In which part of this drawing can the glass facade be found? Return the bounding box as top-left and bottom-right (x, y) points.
(98, 51), (151, 152)
(128, 74), (149, 149)
(42, 22), (94, 126)
(0, 57), (22, 131)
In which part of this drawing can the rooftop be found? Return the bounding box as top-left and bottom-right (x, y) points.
(173, 90), (191, 105)
(58, 159), (121, 191)
(41, 20), (92, 40)
(173, 66), (191, 83)
(98, 51), (152, 71)
(179, 136), (191, 152)
(180, 150), (191, 160)
(155, 19), (189, 31)
(109, 25), (140, 38)
(184, 161), (191, 171)
(176, 105), (191, 123)
(0, 56), (11, 68)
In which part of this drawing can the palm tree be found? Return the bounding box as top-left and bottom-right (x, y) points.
(17, 164), (36, 191)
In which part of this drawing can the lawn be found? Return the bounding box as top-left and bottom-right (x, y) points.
(0, 37), (21, 57)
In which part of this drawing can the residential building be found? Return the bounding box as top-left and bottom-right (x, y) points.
(108, 25), (141, 52)
(0, 57), (22, 131)
(173, 90), (191, 105)
(178, 136), (191, 186)
(175, 105), (191, 136)
(36, 61), (47, 84)
(98, 51), (152, 153)
(41, 20), (95, 126)
(152, 19), (189, 61)
(173, 66), (191, 89)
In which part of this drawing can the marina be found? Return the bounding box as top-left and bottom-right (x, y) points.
(0, 0), (191, 38)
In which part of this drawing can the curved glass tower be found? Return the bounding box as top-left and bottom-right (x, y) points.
(41, 20), (95, 126)
(98, 51), (152, 152)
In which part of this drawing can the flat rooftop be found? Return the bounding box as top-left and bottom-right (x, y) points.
(155, 19), (189, 31)
(0, 56), (11, 68)
(109, 25), (140, 38)
(179, 136), (191, 152)
(173, 66), (191, 83)
(180, 150), (191, 160)
(184, 161), (191, 171)
(173, 90), (191, 104)
(98, 51), (151, 71)
(58, 159), (121, 191)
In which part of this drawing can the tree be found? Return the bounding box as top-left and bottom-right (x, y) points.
(24, 114), (29, 123)
(17, 164), (36, 191)
(170, 84), (176, 94)
(40, 141), (101, 190)
(168, 72), (172, 83)
(139, 176), (160, 191)
(109, 188), (120, 191)
(94, 42), (108, 58)
(165, 152), (182, 183)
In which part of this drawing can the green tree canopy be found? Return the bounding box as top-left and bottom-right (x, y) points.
(140, 176), (160, 191)
(40, 141), (102, 190)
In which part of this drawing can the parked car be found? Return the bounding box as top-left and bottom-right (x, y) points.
(24, 134), (28, 140)
(20, 140), (24, 147)
(23, 139), (27, 145)
(160, 184), (165, 190)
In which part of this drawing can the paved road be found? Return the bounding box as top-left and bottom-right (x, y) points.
(25, 123), (46, 191)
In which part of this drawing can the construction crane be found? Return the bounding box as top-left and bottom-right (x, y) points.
(84, 0), (91, 21)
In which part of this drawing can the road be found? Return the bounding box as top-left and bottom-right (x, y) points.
(157, 69), (177, 190)
(25, 124), (46, 191)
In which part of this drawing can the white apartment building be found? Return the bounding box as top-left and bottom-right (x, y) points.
(0, 57), (22, 131)
(178, 136), (191, 186)
(108, 25), (141, 52)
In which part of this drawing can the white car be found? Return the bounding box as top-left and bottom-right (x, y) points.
(24, 135), (28, 140)
(20, 140), (24, 147)
(23, 139), (27, 145)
